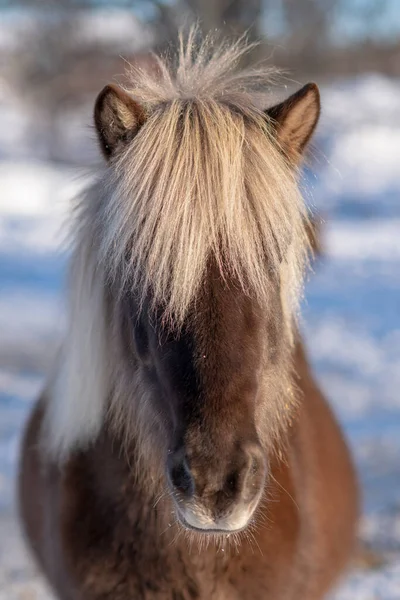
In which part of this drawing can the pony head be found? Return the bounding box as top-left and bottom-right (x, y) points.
(46, 34), (319, 535)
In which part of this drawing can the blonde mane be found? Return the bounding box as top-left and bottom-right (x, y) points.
(44, 33), (310, 459)
(103, 34), (309, 325)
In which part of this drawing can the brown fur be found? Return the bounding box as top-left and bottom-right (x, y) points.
(19, 337), (358, 600)
(19, 34), (358, 600)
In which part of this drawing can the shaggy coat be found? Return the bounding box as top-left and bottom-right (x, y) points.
(19, 33), (358, 600)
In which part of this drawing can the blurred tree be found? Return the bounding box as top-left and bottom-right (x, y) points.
(259, 0), (341, 75)
(179, 0), (262, 39)
(4, 0), (400, 161)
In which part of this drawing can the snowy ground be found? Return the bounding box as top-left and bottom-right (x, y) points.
(1, 75), (400, 598)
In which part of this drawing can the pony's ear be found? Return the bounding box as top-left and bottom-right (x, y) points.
(94, 84), (146, 159)
(266, 83), (320, 164)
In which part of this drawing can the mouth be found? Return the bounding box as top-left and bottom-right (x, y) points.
(174, 506), (250, 535)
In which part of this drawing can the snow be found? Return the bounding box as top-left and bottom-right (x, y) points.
(1, 75), (400, 598)
(325, 220), (400, 260)
(314, 74), (400, 216)
(77, 9), (154, 50)
(0, 8), (152, 54)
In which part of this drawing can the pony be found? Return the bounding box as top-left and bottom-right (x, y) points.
(19, 34), (358, 599)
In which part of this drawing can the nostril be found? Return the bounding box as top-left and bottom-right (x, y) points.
(225, 470), (241, 496)
(168, 458), (194, 497)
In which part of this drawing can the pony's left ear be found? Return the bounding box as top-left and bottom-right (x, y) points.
(94, 84), (146, 160)
(266, 83), (320, 164)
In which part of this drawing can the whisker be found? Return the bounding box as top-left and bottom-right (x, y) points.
(269, 473), (300, 512)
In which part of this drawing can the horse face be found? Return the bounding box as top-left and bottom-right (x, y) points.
(125, 268), (287, 534)
(96, 80), (320, 534)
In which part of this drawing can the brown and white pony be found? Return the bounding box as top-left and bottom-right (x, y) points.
(19, 35), (358, 600)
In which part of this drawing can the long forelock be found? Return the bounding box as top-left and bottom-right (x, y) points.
(99, 37), (309, 330)
(44, 34), (310, 460)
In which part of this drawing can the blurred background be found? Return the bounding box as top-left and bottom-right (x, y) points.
(0, 1), (400, 598)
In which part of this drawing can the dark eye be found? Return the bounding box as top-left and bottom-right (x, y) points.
(120, 291), (151, 364)
(133, 315), (150, 363)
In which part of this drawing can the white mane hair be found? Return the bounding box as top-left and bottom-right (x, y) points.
(43, 31), (310, 460)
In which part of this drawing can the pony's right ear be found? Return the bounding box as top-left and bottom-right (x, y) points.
(266, 83), (320, 164)
(94, 84), (146, 160)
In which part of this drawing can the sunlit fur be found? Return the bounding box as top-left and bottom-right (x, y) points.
(43, 33), (310, 461)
